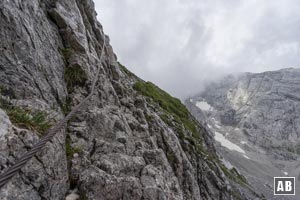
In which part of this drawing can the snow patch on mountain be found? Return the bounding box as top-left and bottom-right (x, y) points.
(196, 101), (213, 111)
(214, 131), (245, 154)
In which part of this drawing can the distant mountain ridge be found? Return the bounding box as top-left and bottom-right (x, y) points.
(186, 68), (300, 199)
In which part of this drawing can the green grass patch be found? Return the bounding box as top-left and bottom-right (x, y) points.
(133, 81), (199, 137)
(64, 65), (87, 93)
(220, 164), (248, 185)
(60, 48), (88, 93)
(133, 81), (189, 118)
(230, 167), (248, 184)
(159, 113), (172, 126)
(65, 135), (83, 190)
(3, 105), (52, 135)
(65, 136), (82, 159)
(0, 96), (52, 135)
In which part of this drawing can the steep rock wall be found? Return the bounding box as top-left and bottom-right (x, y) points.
(0, 0), (256, 199)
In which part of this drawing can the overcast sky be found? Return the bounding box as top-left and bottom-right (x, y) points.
(94, 0), (300, 99)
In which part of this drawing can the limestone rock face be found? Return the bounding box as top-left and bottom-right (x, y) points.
(187, 69), (300, 199)
(0, 0), (256, 199)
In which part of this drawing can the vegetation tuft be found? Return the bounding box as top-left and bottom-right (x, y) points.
(65, 136), (82, 159)
(0, 86), (53, 135)
(65, 135), (83, 190)
(64, 65), (87, 93)
(60, 48), (88, 93)
(133, 81), (199, 138)
(220, 164), (248, 185)
(1, 104), (52, 135)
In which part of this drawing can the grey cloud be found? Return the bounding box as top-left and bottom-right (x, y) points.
(94, 0), (300, 99)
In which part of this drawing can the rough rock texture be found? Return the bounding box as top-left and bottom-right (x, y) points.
(186, 69), (300, 199)
(0, 0), (257, 199)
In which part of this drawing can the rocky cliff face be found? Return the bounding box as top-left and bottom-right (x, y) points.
(186, 68), (300, 199)
(0, 0), (257, 199)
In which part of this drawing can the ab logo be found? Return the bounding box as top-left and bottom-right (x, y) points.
(274, 177), (295, 195)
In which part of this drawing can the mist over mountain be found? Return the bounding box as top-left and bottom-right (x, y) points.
(94, 0), (300, 98)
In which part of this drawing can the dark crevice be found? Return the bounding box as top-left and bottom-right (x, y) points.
(89, 138), (96, 157)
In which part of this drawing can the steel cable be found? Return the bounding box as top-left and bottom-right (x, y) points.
(0, 35), (106, 189)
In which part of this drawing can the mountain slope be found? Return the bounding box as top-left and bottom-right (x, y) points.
(0, 0), (257, 199)
(186, 68), (300, 199)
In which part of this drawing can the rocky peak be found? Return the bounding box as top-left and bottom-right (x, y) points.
(186, 68), (300, 199)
